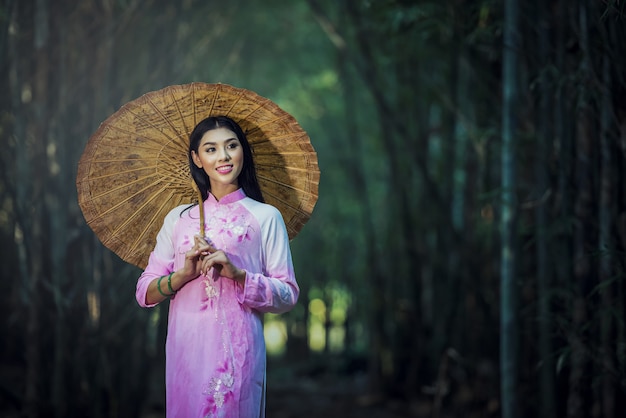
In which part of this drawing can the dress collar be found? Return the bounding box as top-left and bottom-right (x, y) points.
(206, 188), (246, 205)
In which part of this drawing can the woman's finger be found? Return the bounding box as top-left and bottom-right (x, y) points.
(201, 252), (226, 275)
(185, 247), (200, 259)
(195, 235), (218, 254)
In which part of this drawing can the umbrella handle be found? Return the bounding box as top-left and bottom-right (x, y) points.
(192, 181), (205, 237)
(198, 188), (205, 237)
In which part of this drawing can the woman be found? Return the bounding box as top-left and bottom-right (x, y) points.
(136, 115), (299, 417)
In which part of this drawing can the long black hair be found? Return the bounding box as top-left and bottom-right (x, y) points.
(188, 115), (264, 203)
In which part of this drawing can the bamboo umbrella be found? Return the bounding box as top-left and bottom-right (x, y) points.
(77, 82), (320, 268)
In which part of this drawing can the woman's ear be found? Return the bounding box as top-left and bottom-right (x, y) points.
(191, 150), (202, 168)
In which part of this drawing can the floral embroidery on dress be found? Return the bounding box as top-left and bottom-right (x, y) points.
(207, 371), (234, 407)
(206, 205), (251, 249)
(204, 279), (219, 299)
(220, 216), (250, 242)
(191, 200), (249, 416)
(200, 279), (220, 310)
(181, 234), (191, 248)
(201, 362), (235, 416)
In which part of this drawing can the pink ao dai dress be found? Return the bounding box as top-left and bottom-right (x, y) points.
(136, 189), (299, 418)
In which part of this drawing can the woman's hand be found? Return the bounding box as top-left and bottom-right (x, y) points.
(199, 242), (246, 284)
(179, 235), (213, 283)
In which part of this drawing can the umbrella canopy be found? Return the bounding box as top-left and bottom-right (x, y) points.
(77, 82), (320, 269)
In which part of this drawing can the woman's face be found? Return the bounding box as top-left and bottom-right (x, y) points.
(192, 127), (244, 198)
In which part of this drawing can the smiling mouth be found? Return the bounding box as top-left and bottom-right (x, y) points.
(216, 165), (233, 174)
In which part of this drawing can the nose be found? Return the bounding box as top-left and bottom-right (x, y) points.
(218, 147), (231, 161)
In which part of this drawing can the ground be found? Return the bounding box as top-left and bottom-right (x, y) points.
(265, 361), (428, 418)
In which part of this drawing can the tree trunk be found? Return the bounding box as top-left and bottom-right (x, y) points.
(33, 0), (69, 415)
(552, 11), (575, 416)
(534, 1), (556, 416)
(598, 32), (615, 418)
(332, 13), (385, 395)
(568, 2), (593, 418)
(448, 8), (475, 354)
(9, 2), (46, 415)
(501, 0), (520, 416)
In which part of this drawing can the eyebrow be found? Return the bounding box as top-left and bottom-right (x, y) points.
(200, 137), (239, 146)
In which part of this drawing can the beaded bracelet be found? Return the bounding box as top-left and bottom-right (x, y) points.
(156, 275), (169, 297)
(167, 272), (175, 295)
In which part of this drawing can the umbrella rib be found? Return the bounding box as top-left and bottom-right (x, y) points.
(99, 179), (184, 235)
(125, 188), (178, 255)
(86, 169), (190, 192)
(255, 150), (318, 156)
(170, 87), (190, 140)
(240, 99), (282, 124)
(90, 175), (187, 218)
(121, 106), (185, 148)
(192, 85), (198, 127)
(252, 138), (310, 147)
(223, 88), (244, 116)
(145, 95), (189, 149)
(261, 188), (311, 215)
(92, 143), (166, 155)
(257, 164), (319, 173)
(86, 165), (159, 183)
(257, 174), (318, 196)
(83, 159), (188, 185)
(199, 83), (219, 126)
(110, 186), (162, 232)
(246, 109), (294, 133)
(105, 123), (171, 148)
(88, 156), (157, 162)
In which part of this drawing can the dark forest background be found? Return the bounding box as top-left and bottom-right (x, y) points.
(1, 0), (626, 417)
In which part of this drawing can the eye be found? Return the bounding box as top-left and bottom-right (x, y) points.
(227, 142), (239, 150)
(204, 146), (216, 153)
